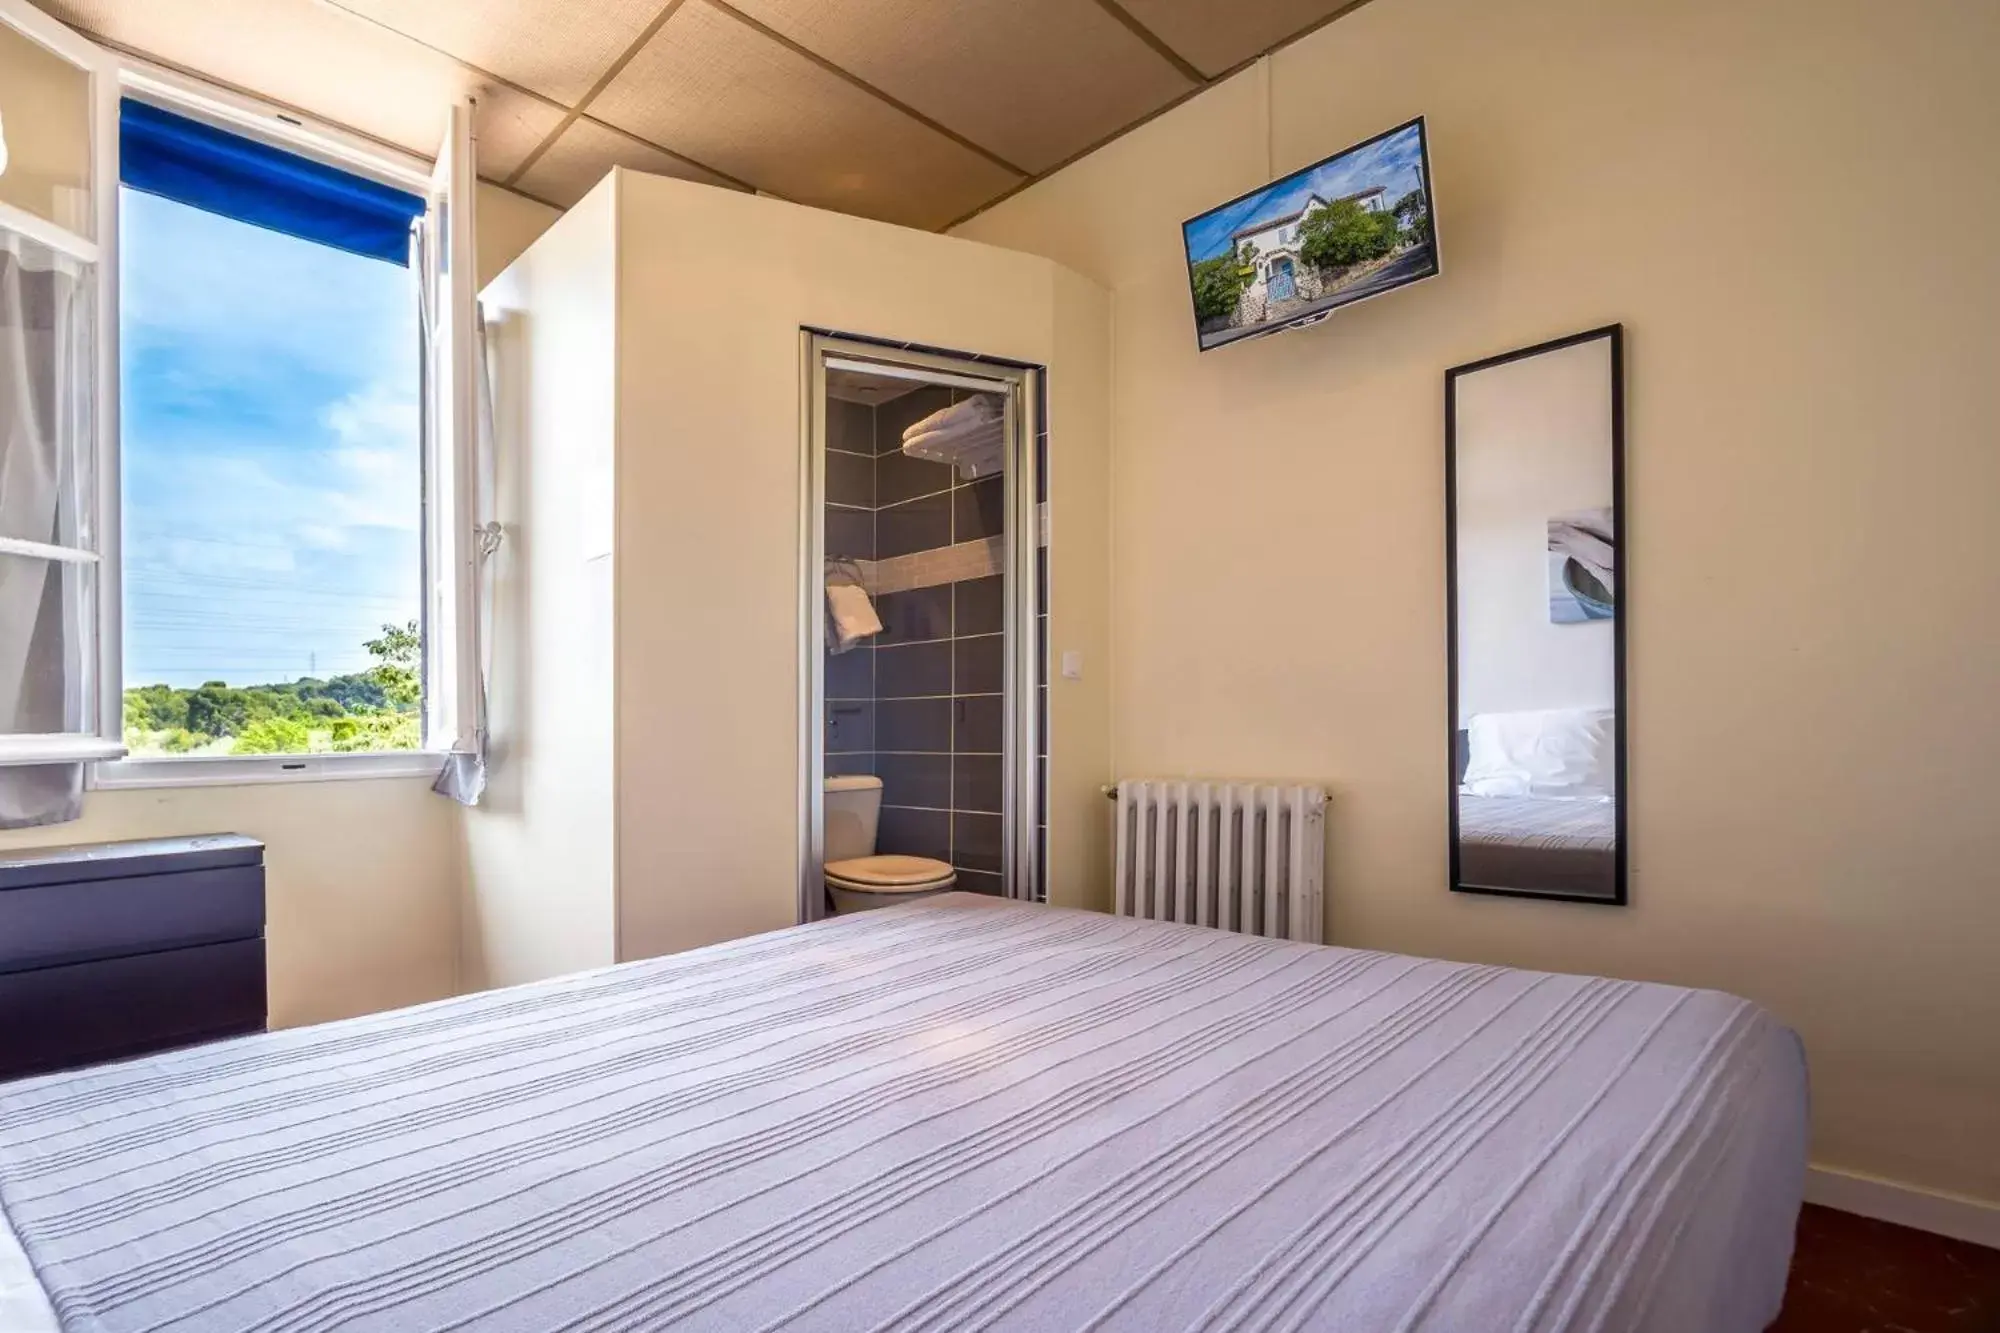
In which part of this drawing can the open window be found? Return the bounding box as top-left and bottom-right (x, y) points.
(419, 100), (480, 761)
(0, 0), (479, 791)
(0, 1), (117, 788)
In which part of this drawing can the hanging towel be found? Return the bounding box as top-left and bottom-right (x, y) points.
(902, 396), (1004, 479)
(826, 581), (883, 653)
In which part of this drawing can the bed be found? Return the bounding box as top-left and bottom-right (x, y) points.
(0, 893), (1807, 1332)
(1457, 792), (1618, 897)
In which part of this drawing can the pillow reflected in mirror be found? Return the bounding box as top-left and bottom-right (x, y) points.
(1461, 707), (1615, 800)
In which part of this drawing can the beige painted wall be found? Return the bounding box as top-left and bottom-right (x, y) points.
(475, 183), (558, 290)
(1045, 264), (1115, 913)
(460, 186), (619, 991)
(0, 778), (459, 1027)
(0, 20), (91, 234)
(954, 0), (2000, 1204)
(611, 171), (1112, 959)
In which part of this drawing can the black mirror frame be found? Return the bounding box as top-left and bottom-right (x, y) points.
(1444, 324), (1627, 906)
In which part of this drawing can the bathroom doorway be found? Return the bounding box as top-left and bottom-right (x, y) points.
(799, 334), (1045, 921)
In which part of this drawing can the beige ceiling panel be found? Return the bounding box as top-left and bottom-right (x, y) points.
(722, 0), (1195, 175)
(515, 117), (742, 209)
(1115, 0), (1355, 78)
(470, 87), (572, 181)
(30, 0), (565, 179)
(592, 1), (1019, 230)
(323, 0), (667, 107)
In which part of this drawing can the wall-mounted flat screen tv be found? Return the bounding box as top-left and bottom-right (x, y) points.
(1182, 116), (1438, 351)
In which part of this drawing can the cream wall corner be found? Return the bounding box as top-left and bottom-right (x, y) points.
(1045, 264), (1115, 913)
(458, 183), (620, 993)
(477, 183), (560, 289)
(953, 0), (2000, 1206)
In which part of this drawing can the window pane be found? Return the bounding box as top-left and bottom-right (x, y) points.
(0, 552), (92, 737)
(0, 22), (93, 239)
(0, 231), (94, 548)
(120, 188), (421, 758)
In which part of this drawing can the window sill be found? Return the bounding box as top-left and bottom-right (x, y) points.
(91, 750), (447, 791)
(0, 736), (128, 767)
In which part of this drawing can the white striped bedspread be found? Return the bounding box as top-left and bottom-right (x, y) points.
(1458, 794), (1615, 851)
(0, 894), (1808, 1333)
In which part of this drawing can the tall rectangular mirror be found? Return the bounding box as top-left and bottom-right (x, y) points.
(1446, 325), (1625, 904)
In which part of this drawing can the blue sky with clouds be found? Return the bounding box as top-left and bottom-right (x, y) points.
(120, 188), (420, 689)
(1183, 122), (1429, 264)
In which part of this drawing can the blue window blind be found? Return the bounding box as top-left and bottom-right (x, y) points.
(119, 98), (425, 266)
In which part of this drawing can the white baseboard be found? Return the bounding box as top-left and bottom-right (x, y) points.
(1805, 1165), (2000, 1249)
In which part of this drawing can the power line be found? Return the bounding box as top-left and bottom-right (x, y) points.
(128, 617), (402, 631)
(125, 575), (415, 600)
(123, 530), (361, 554)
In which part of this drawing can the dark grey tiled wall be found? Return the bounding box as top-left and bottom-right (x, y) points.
(821, 380), (1048, 899)
(871, 385), (1007, 894)
(825, 398), (876, 564)
(825, 396), (876, 781)
(873, 572), (1006, 893)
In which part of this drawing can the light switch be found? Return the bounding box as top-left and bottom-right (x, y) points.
(1060, 650), (1083, 680)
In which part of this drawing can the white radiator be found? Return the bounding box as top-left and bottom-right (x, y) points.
(1111, 780), (1327, 943)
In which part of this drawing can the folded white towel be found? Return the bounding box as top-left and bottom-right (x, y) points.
(906, 429), (1003, 479)
(825, 581), (883, 651)
(903, 396), (1001, 444)
(903, 397), (1005, 479)
(906, 420), (1003, 451)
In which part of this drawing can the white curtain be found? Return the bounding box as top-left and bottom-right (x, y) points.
(432, 312), (500, 806)
(0, 231), (93, 828)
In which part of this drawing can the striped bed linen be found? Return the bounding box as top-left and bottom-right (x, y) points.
(0, 893), (1807, 1333)
(1458, 794), (1619, 896)
(1458, 794), (1615, 850)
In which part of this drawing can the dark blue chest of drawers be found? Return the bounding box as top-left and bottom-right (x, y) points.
(0, 834), (266, 1081)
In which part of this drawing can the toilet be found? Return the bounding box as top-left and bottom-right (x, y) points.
(823, 775), (957, 913)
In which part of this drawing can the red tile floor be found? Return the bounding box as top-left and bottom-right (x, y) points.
(1771, 1205), (2000, 1332)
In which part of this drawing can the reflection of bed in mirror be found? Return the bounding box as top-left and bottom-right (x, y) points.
(1456, 792), (1614, 896)
(1452, 713), (1618, 897)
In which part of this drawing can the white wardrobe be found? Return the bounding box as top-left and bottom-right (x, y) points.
(462, 171), (1112, 990)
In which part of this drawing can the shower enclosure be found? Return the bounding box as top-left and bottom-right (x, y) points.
(799, 333), (1044, 920)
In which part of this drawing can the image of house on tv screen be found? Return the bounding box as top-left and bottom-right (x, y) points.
(1183, 120), (1437, 350)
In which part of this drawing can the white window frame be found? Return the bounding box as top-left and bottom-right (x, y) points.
(0, 2), (121, 768)
(78, 58), (475, 790)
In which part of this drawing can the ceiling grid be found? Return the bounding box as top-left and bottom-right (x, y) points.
(29, 0), (1376, 225)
